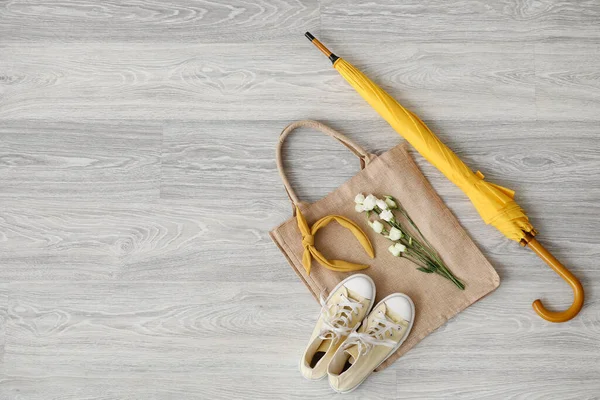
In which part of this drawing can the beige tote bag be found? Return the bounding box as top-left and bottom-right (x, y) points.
(270, 120), (499, 370)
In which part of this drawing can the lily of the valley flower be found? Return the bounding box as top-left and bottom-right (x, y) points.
(370, 220), (384, 233)
(362, 194), (377, 211)
(388, 243), (406, 257)
(388, 227), (403, 241)
(384, 196), (397, 209)
(394, 243), (407, 253)
(354, 193), (365, 204)
(379, 209), (394, 222)
(355, 203), (365, 212)
(376, 199), (388, 210)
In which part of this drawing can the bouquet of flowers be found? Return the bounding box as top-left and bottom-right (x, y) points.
(355, 193), (465, 290)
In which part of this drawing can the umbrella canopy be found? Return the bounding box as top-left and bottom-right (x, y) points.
(334, 58), (533, 242)
(305, 32), (583, 323)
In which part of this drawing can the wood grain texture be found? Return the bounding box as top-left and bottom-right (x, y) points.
(1, 0), (600, 398)
(0, 43), (536, 121)
(0, 200), (292, 282)
(0, 120), (161, 201)
(321, 0), (600, 44)
(0, 373), (395, 400)
(0, 0), (319, 43)
(395, 374), (600, 400)
(535, 43), (600, 121)
(0, 285), (7, 376)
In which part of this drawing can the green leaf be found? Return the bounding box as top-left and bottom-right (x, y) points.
(416, 267), (434, 274)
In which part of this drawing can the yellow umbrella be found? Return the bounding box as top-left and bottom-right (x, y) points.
(305, 32), (584, 323)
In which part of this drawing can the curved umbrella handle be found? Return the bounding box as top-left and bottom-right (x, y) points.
(524, 237), (584, 323)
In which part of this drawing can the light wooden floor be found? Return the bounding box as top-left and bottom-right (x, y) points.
(1, 1), (599, 399)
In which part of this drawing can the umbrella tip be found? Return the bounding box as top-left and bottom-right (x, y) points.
(304, 32), (339, 65)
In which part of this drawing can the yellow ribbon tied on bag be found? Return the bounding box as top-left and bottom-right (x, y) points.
(295, 206), (375, 275)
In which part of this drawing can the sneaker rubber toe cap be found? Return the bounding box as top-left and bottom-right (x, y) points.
(343, 274), (375, 300)
(385, 295), (414, 321)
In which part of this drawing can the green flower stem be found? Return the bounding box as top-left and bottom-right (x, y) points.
(372, 202), (465, 290)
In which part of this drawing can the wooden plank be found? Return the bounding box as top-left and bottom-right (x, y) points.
(321, 0), (600, 44)
(0, 42), (535, 121)
(0, 120), (161, 201)
(0, 374), (396, 400)
(0, 284), (7, 375)
(0, 200), (294, 282)
(396, 372), (600, 399)
(535, 43), (600, 121)
(0, 0), (319, 43)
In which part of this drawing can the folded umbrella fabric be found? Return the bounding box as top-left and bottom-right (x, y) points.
(333, 56), (534, 242)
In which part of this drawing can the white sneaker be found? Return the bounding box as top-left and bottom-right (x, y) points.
(327, 293), (415, 393)
(300, 274), (376, 381)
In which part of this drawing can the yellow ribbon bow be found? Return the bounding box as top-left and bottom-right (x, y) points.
(295, 206), (375, 275)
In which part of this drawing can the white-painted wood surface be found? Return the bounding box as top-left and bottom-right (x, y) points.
(0, 1), (599, 399)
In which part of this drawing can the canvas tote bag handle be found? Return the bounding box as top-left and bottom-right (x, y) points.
(276, 120), (374, 211)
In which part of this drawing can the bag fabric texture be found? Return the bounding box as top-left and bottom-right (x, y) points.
(270, 120), (500, 371)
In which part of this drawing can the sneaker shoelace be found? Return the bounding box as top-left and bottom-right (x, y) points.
(345, 310), (403, 356)
(318, 292), (364, 343)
